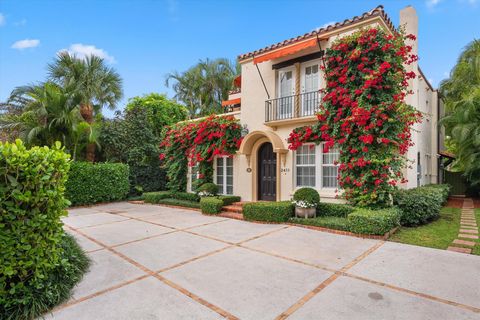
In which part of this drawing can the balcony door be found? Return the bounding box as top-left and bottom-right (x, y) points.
(278, 68), (295, 119)
(301, 62), (320, 116)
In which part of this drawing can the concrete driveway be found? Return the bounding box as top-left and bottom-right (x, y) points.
(47, 202), (480, 320)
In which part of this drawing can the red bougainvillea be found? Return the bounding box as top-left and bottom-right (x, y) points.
(160, 115), (242, 191)
(288, 28), (422, 207)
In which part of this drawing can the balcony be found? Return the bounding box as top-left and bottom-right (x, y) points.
(265, 91), (321, 125)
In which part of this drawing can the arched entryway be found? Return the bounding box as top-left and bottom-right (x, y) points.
(257, 142), (276, 201)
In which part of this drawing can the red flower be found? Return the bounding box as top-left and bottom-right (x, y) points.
(359, 134), (374, 144)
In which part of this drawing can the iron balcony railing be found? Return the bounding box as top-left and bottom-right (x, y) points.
(265, 91), (321, 122)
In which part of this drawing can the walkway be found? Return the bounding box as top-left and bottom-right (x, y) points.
(448, 198), (478, 254)
(46, 202), (480, 320)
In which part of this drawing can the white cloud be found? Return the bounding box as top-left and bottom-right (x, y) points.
(0, 13), (5, 26)
(11, 39), (40, 50)
(14, 18), (27, 26)
(426, 0), (441, 7)
(316, 21), (336, 31)
(58, 44), (116, 63)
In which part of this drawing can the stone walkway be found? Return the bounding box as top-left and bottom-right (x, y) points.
(448, 198), (478, 254)
(45, 202), (480, 320)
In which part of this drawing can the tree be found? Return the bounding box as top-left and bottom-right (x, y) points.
(165, 58), (238, 118)
(440, 40), (480, 185)
(48, 52), (123, 161)
(125, 93), (188, 136)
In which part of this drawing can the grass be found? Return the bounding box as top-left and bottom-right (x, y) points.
(473, 209), (480, 256)
(2, 233), (90, 320)
(290, 216), (350, 231)
(389, 207), (461, 249)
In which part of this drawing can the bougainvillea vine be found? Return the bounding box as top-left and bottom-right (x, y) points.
(160, 115), (242, 191)
(288, 28), (422, 207)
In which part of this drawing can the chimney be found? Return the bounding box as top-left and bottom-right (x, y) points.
(399, 6), (418, 56)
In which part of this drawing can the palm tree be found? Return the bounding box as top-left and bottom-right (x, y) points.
(48, 52), (123, 161)
(166, 58), (237, 118)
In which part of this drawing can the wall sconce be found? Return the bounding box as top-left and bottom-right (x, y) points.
(241, 124), (249, 137)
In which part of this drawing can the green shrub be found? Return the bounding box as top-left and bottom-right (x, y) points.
(157, 198), (201, 209)
(243, 201), (294, 222)
(393, 184), (450, 226)
(0, 140), (80, 316)
(200, 197), (224, 215)
(197, 182), (219, 196)
(143, 191), (172, 203)
(347, 207), (401, 235)
(292, 187), (320, 208)
(316, 202), (355, 217)
(171, 192), (200, 202)
(217, 195), (241, 206)
(290, 216), (350, 231)
(65, 162), (130, 205)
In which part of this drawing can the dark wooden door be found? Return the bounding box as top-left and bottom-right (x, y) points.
(258, 143), (276, 201)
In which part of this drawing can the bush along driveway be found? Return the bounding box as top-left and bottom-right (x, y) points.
(46, 202), (480, 320)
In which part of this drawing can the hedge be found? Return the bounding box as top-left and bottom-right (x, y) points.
(156, 198), (201, 209)
(0, 141), (86, 316)
(200, 197), (224, 214)
(393, 184), (451, 226)
(65, 162), (130, 205)
(243, 201), (294, 222)
(316, 202), (355, 217)
(171, 192), (200, 202)
(143, 191), (172, 203)
(348, 207), (401, 235)
(218, 195), (241, 206)
(290, 216), (350, 231)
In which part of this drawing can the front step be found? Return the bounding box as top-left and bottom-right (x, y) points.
(222, 201), (244, 213)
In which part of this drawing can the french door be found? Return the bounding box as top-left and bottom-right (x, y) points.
(301, 62), (320, 116)
(278, 68), (295, 119)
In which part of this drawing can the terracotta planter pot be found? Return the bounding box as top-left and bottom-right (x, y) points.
(295, 207), (316, 218)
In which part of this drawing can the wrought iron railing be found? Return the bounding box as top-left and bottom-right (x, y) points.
(265, 91), (321, 122)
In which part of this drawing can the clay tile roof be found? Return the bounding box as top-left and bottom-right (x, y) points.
(237, 5), (395, 61)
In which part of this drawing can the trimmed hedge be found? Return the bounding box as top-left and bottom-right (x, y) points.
(218, 195), (241, 206)
(243, 201), (294, 222)
(316, 202), (355, 217)
(290, 216), (350, 231)
(348, 207), (401, 235)
(393, 184), (451, 226)
(0, 141), (83, 315)
(143, 191), (172, 203)
(200, 197), (224, 214)
(156, 198), (201, 209)
(171, 192), (200, 202)
(65, 162), (130, 205)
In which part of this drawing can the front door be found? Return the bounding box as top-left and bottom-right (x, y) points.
(258, 142), (276, 201)
(301, 62), (320, 116)
(278, 68), (295, 119)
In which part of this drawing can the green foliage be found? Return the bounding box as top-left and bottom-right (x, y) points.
(155, 198), (201, 209)
(125, 93), (188, 136)
(217, 195), (241, 206)
(393, 184), (450, 226)
(171, 192), (200, 202)
(292, 187), (320, 207)
(316, 202), (355, 217)
(200, 197), (224, 215)
(197, 182), (218, 196)
(65, 161), (129, 205)
(143, 191), (172, 203)
(101, 105), (165, 194)
(347, 207), (401, 235)
(243, 201), (294, 223)
(0, 140), (75, 314)
(290, 216), (350, 231)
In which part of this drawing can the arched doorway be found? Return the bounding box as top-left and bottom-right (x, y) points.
(257, 142), (276, 201)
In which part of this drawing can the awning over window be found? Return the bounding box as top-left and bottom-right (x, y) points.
(233, 75), (241, 88)
(253, 38), (318, 64)
(221, 98), (241, 107)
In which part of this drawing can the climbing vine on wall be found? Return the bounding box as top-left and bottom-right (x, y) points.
(160, 115), (242, 191)
(288, 28), (422, 207)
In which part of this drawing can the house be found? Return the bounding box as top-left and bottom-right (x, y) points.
(188, 5), (443, 203)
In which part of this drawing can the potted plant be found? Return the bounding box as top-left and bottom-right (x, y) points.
(292, 187), (320, 218)
(197, 182), (219, 197)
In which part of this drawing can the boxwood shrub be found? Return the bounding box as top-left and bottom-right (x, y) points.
(65, 162), (130, 205)
(200, 197), (224, 215)
(156, 198), (201, 209)
(316, 202), (355, 217)
(218, 195), (241, 206)
(243, 201), (294, 222)
(171, 192), (200, 202)
(393, 184), (451, 226)
(0, 141), (88, 317)
(143, 191), (172, 203)
(347, 207), (401, 235)
(290, 216), (350, 231)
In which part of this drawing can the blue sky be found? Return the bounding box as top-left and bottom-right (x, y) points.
(1, 0), (479, 117)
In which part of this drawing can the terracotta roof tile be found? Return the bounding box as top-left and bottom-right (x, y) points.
(238, 5), (395, 61)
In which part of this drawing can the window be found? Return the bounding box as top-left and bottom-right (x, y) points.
(295, 145), (316, 187)
(322, 145), (339, 188)
(190, 163), (199, 192)
(216, 157), (233, 195)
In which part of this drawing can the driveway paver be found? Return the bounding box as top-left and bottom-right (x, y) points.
(49, 203), (480, 320)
